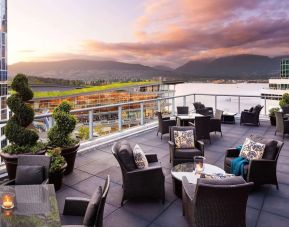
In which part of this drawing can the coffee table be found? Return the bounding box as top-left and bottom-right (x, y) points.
(222, 112), (237, 124)
(175, 113), (203, 126)
(171, 162), (225, 197)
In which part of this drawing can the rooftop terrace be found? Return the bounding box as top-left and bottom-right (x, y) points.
(57, 119), (289, 227)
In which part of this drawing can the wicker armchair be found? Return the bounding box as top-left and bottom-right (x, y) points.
(2, 155), (51, 186)
(224, 137), (283, 189)
(209, 109), (223, 136)
(182, 176), (253, 227)
(193, 102), (213, 117)
(275, 111), (289, 138)
(62, 175), (110, 227)
(112, 140), (165, 205)
(156, 111), (176, 139)
(189, 116), (211, 143)
(177, 106), (189, 115)
(168, 126), (204, 166)
(240, 105), (263, 126)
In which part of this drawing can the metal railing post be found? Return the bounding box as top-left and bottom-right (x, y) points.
(193, 94), (196, 103)
(172, 98), (175, 116)
(48, 117), (54, 129)
(215, 96), (217, 110)
(264, 97), (267, 115)
(89, 110), (93, 140)
(238, 96), (241, 113)
(183, 96), (186, 106)
(118, 106), (122, 131)
(140, 103), (144, 125)
(157, 100), (161, 112)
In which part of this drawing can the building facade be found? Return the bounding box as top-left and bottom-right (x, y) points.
(0, 0), (7, 149)
(261, 58), (289, 100)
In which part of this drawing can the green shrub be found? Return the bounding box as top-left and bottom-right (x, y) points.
(47, 147), (66, 173)
(48, 101), (77, 147)
(279, 93), (289, 108)
(269, 107), (280, 117)
(3, 74), (40, 154)
(78, 126), (89, 140)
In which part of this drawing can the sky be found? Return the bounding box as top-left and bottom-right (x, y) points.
(8, 0), (289, 67)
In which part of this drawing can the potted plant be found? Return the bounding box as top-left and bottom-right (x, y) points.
(0, 74), (46, 180)
(269, 107), (280, 126)
(47, 147), (67, 191)
(48, 101), (79, 174)
(279, 93), (289, 113)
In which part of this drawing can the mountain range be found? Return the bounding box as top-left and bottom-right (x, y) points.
(9, 54), (288, 81)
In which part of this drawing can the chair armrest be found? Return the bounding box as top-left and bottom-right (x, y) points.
(226, 148), (240, 157)
(63, 197), (90, 216)
(127, 166), (163, 175)
(163, 119), (176, 127)
(188, 122), (195, 127)
(182, 176), (196, 202)
(241, 111), (255, 116)
(195, 140), (204, 155)
(162, 117), (170, 120)
(42, 179), (49, 185)
(205, 107), (213, 111)
(145, 153), (158, 163)
(1, 179), (15, 186)
(248, 159), (276, 182)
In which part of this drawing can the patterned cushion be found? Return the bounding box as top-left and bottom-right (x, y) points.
(133, 144), (148, 169)
(174, 130), (195, 149)
(239, 138), (265, 160)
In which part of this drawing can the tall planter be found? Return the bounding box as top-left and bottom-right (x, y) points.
(0, 74), (44, 179)
(61, 143), (80, 175)
(49, 163), (67, 191)
(48, 101), (78, 175)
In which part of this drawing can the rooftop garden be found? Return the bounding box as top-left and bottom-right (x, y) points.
(31, 81), (157, 98)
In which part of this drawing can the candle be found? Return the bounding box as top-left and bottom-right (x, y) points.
(2, 193), (15, 209)
(195, 163), (203, 173)
(194, 156), (205, 174)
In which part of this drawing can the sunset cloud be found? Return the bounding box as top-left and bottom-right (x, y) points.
(80, 0), (289, 67)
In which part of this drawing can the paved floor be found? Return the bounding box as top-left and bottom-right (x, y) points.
(57, 119), (289, 227)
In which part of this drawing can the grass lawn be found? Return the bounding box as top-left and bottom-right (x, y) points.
(33, 81), (157, 98)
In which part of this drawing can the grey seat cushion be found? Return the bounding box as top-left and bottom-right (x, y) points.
(116, 140), (137, 171)
(198, 176), (246, 185)
(250, 135), (278, 160)
(83, 187), (102, 226)
(175, 148), (202, 159)
(15, 165), (44, 185)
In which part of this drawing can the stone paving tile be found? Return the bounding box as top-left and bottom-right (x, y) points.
(58, 122), (289, 226)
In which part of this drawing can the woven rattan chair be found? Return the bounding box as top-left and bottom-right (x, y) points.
(112, 140), (165, 205)
(193, 102), (213, 117)
(2, 155), (51, 185)
(182, 176), (253, 227)
(168, 126), (204, 166)
(275, 111), (289, 138)
(209, 109), (223, 136)
(156, 111), (176, 139)
(224, 136), (283, 189)
(62, 175), (110, 227)
(240, 105), (263, 126)
(189, 116), (211, 143)
(177, 106), (189, 115)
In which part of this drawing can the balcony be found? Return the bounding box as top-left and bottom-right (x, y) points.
(58, 119), (289, 227)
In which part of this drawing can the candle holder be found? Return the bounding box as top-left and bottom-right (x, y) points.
(1, 193), (15, 210)
(194, 156), (205, 174)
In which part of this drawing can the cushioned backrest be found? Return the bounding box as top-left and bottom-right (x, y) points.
(114, 140), (136, 171)
(249, 135), (278, 160)
(215, 109), (223, 120)
(198, 176), (246, 186)
(83, 186), (102, 226)
(193, 102), (205, 110)
(252, 105), (263, 114)
(15, 165), (44, 185)
(177, 106), (189, 115)
(170, 126), (195, 142)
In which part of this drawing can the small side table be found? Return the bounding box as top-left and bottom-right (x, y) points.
(222, 112), (237, 124)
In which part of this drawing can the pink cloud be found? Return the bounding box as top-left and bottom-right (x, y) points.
(80, 0), (289, 67)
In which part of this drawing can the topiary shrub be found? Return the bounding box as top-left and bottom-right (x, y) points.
(48, 101), (77, 148)
(3, 74), (44, 154)
(279, 93), (289, 108)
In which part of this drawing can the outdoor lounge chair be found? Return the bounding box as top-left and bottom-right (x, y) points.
(156, 111), (176, 139)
